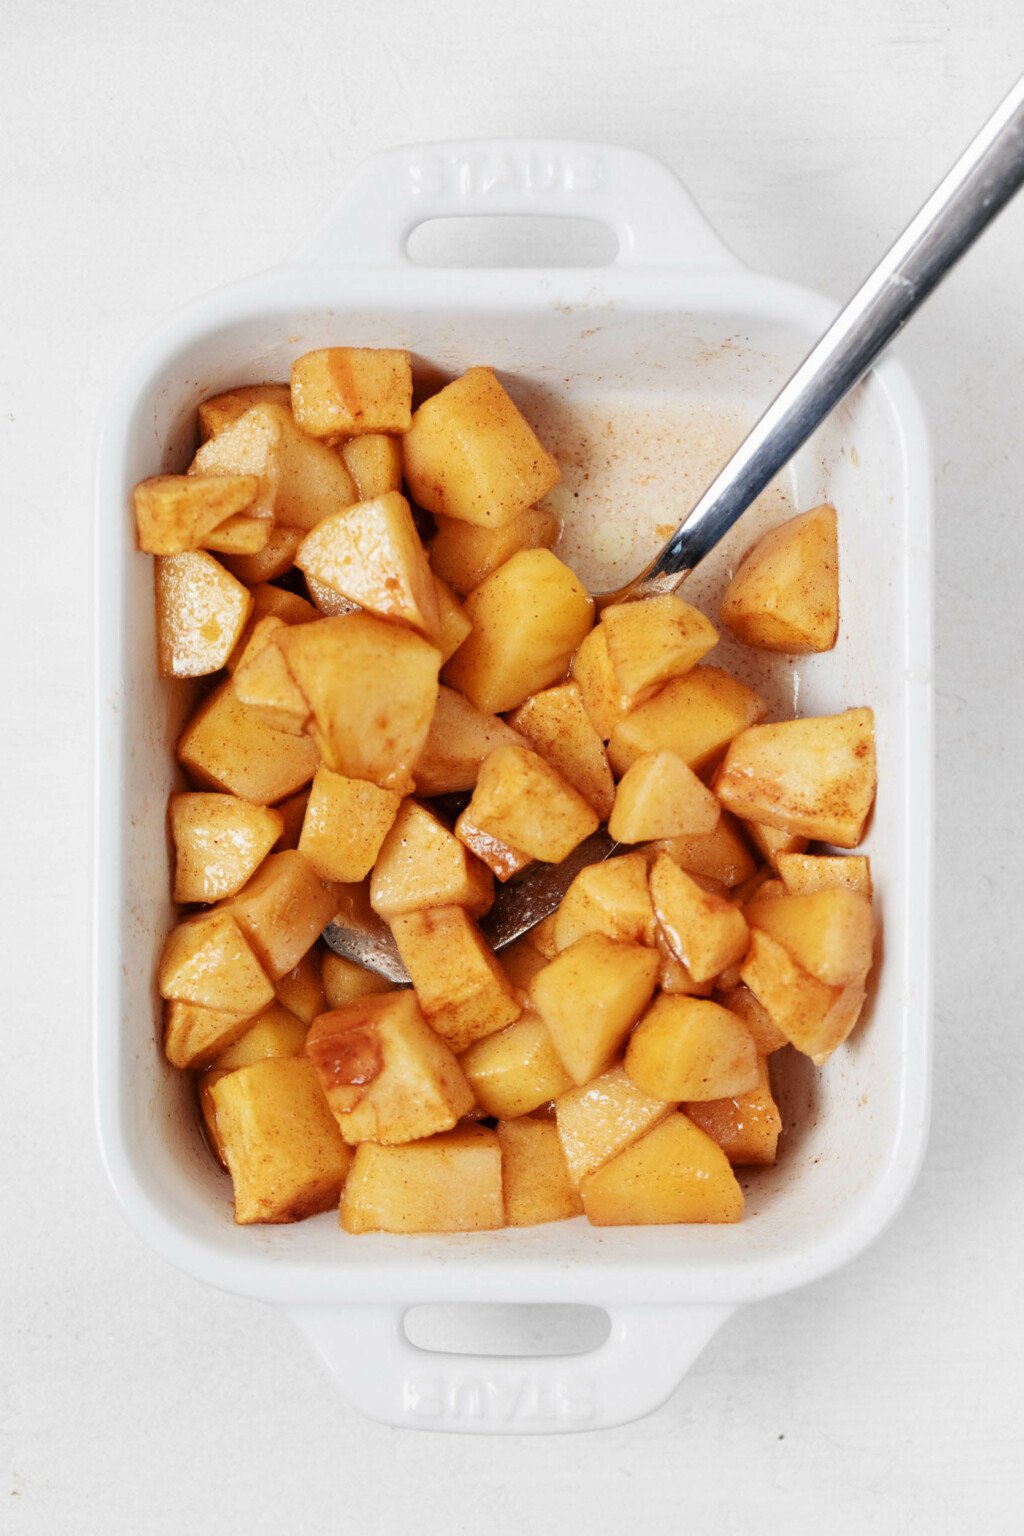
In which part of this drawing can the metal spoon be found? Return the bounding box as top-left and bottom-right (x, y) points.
(325, 75), (1024, 983)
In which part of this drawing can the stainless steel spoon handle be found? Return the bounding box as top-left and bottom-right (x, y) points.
(625, 72), (1024, 599)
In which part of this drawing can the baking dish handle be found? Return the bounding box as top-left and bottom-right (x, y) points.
(296, 139), (742, 272)
(287, 1301), (732, 1434)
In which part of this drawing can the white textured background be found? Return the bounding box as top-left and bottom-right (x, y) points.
(3, 1), (1023, 1529)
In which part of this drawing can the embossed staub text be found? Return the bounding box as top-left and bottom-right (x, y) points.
(407, 147), (606, 200)
(402, 1371), (598, 1426)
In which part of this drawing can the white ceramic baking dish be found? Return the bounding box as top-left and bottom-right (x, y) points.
(94, 139), (933, 1434)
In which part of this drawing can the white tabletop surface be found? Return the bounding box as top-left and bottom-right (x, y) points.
(3, 1), (1023, 1529)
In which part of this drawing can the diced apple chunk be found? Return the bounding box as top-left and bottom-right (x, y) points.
(455, 746), (598, 880)
(656, 812), (757, 887)
(608, 666), (766, 776)
(295, 493), (440, 639)
(296, 766), (402, 883)
(290, 347), (413, 437)
(340, 1124), (504, 1234)
(715, 984), (789, 1055)
(412, 685), (525, 796)
(403, 366), (560, 528)
(224, 850), (338, 980)
(390, 906), (522, 1052)
(223, 525), (305, 585)
(305, 991), (474, 1145)
(177, 678), (318, 805)
(720, 505), (839, 652)
(777, 852), (872, 896)
(553, 851), (656, 951)
(340, 432), (404, 498)
(369, 800), (493, 918)
(460, 1015), (572, 1118)
(686, 1055), (782, 1166)
(169, 793), (283, 903)
(226, 583), (316, 671)
(159, 909), (273, 1019)
(498, 1119), (583, 1226)
(212, 1002), (308, 1070)
(649, 852), (750, 984)
(155, 551), (252, 678)
(745, 887), (874, 988)
(555, 1066), (675, 1186)
(133, 473), (260, 555)
(744, 819), (808, 872)
(274, 950), (326, 1024)
(570, 626), (624, 741)
(211, 1057), (352, 1224)
(580, 1113), (743, 1225)
(321, 952), (393, 1009)
(498, 937), (549, 998)
(198, 383), (291, 440)
(625, 994), (759, 1101)
(163, 1001), (257, 1072)
(191, 403), (357, 530)
(600, 595), (718, 711)
(714, 709), (877, 847)
(608, 751), (720, 843)
(200, 514), (270, 556)
(507, 682), (615, 820)
(740, 928), (865, 1063)
(232, 617), (311, 734)
(429, 504), (559, 593)
(530, 934), (659, 1085)
(432, 577), (472, 663)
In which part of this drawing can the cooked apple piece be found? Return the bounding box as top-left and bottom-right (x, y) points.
(212, 1001), (308, 1069)
(340, 432), (404, 498)
(530, 934), (659, 1085)
(498, 1118), (583, 1226)
(321, 952), (393, 1009)
(461, 1015), (572, 1118)
(720, 504), (839, 652)
(455, 746), (599, 877)
(155, 551), (252, 678)
(306, 991), (474, 1145)
(412, 685), (524, 796)
(274, 790), (310, 849)
(428, 504), (559, 594)
(133, 473), (260, 555)
(570, 625), (625, 741)
(608, 665), (766, 776)
(686, 1055), (782, 1166)
(223, 525), (304, 585)
(391, 906), (522, 1052)
(498, 937), (549, 998)
(232, 617), (311, 735)
(197, 1067), (229, 1165)
(740, 928), (865, 1063)
(601, 595), (719, 712)
(649, 852), (749, 984)
(507, 682), (615, 820)
(716, 984), (789, 1054)
(715, 709), (877, 847)
(274, 950), (326, 1024)
(432, 577), (472, 663)
(369, 800), (493, 918)
(555, 1066), (675, 1186)
(224, 851), (338, 980)
(625, 994), (759, 1101)
(197, 382), (291, 440)
(404, 367), (559, 528)
(296, 493), (440, 639)
(580, 1113), (743, 1225)
(159, 909), (273, 1016)
(608, 751), (720, 844)
(277, 613), (440, 790)
(656, 812), (757, 888)
(294, 766), (402, 884)
(191, 403), (357, 531)
(657, 938), (716, 998)
(170, 792), (283, 904)
(212, 1057), (352, 1224)
(200, 514), (271, 556)
(226, 581), (316, 671)
(177, 677), (319, 804)
(777, 852), (872, 896)
(164, 1001), (257, 1072)
(290, 347), (412, 438)
(743, 819), (809, 872)
(341, 1123), (504, 1233)
(553, 850), (656, 951)
(745, 888), (874, 986)
(304, 574), (360, 617)
(443, 549), (593, 713)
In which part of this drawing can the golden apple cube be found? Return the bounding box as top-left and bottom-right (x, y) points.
(340, 432), (404, 498)
(169, 792), (283, 903)
(460, 1015), (572, 1118)
(177, 678), (318, 805)
(321, 952), (393, 1009)
(297, 766), (402, 883)
(226, 582), (316, 671)
(715, 984), (789, 1054)
(625, 994), (759, 1101)
(200, 514), (271, 556)
(432, 577), (472, 663)
(608, 665), (766, 776)
(497, 938), (549, 998)
(277, 613), (440, 790)
(369, 800), (493, 919)
(527, 911), (561, 959)
(608, 751), (721, 844)
(197, 382), (291, 440)
(657, 939), (715, 999)
(305, 991), (474, 1145)
(507, 682), (615, 820)
(295, 492), (440, 639)
(340, 1124), (504, 1233)
(715, 708), (877, 847)
(155, 551), (252, 678)
(600, 594), (719, 711)
(274, 950), (326, 1024)
(443, 549), (593, 713)
(191, 403), (357, 531)
(650, 852), (750, 984)
(391, 906), (522, 1052)
(745, 887), (874, 987)
(158, 909), (273, 1018)
(498, 1118), (583, 1226)
(553, 850), (656, 951)
(580, 1113), (744, 1225)
(740, 928), (865, 1063)
(403, 366), (560, 528)
(133, 473), (259, 555)
(744, 819), (809, 872)
(720, 504), (839, 652)
(455, 745), (599, 872)
(163, 1001), (257, 1072)
(290, 347), (413, 438)
(211, 1057), (352, 1224)
(428, 504), (559, 594)
(656, 811), (758, 887)
(555, 1066), (675, 1186)
(530, 934), (659, 1085)
(232, 616), (311, 735)
(777, 852), (872, 896)
(570, 625), (624, 741)
(225, 850), (339, 980)
(686, 1055), (782, 1166)
(223, 525), (304, 585)
(412, 685), (524, 796)
(275, 790), (310, 850)
(212, 1002), (309, 1070)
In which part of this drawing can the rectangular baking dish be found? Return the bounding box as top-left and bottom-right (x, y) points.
(94, 139), (933, 1434)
